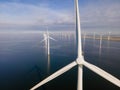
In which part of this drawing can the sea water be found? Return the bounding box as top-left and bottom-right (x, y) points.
(0, 32), (119, 90)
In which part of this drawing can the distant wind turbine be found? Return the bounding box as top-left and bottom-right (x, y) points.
(30, 0), (120, 90)
(99, 34), (102, 56)
(83, 32), (86, 52)
(41, 31), (52, 74)
(107, 32), (111, 48)
(107, 32), (111, 49)
(41, 30), (56, 56)
(93, 32), (96, 46)
(108, 32), (111, 41)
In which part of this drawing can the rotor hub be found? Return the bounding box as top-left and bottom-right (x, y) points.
(76, 56), (84, 65)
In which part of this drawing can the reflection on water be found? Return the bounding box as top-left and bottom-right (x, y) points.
(47, 55), (50, 74)
(0, 32), (119, 90)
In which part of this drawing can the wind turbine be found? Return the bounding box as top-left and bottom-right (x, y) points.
(83, 32), (86, 52)
(107, 32), (111, 50)
(30, 0), (120, 90)
(41, 30), (56, 56)
(93, 32), (96, 46)
(108, 32), (111, 41)
(41, 30), (55, 74)
(99, 34), (102, 56)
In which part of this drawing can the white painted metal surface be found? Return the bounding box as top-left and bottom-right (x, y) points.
(83, 61), (120, 87)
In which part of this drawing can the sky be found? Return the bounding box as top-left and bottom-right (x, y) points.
(0, 0), (120, 33)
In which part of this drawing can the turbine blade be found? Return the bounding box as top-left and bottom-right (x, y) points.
(75, 0), (82, 58)
(40, 38), (47, 43)
(30, 61), (77, 90)
(49, 36), (56, 41)
(49, 32), (54, 35)
(83, 61), (120, 87)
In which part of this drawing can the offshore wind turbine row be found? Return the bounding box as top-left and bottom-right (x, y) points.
(45, 31), (114, 43)
(30, 0), (120, 90)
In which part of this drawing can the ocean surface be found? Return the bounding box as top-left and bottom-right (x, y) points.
(0, 32), (120, 90)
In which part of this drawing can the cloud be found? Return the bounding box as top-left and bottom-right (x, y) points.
(0, 0), (120, 33)
(80, 1), (120, 29)
(0, 2), (74, 30)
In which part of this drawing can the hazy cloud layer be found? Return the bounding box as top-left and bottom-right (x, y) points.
(81, 2), (120, 27)
(0, 2), (74, 25)
(0, 0), (120, 33)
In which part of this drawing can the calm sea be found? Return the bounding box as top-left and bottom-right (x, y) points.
(0, 32), (119, 90)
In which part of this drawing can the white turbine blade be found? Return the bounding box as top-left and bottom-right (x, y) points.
(75, 0), (82, 58)
(30, 61), (77, 90)
(40, 38), (47, 43)
(49, 36), (56, 41)
(83, 61), (120, 87)
(47, 31), (53, 35)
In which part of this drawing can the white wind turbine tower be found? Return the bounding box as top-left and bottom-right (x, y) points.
(41, 31), (52, 74)
(93, 32), (96, 46)
(30, 0), (120, 90)
(41, 30), (56, 56)
(107, 32), (111, 49)
(99, 34), (103, 56)
(108, 32), (111, 41)
(83, 32), (86, 52)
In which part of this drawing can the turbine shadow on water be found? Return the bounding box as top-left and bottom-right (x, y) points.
(25, 65), (46, 90)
